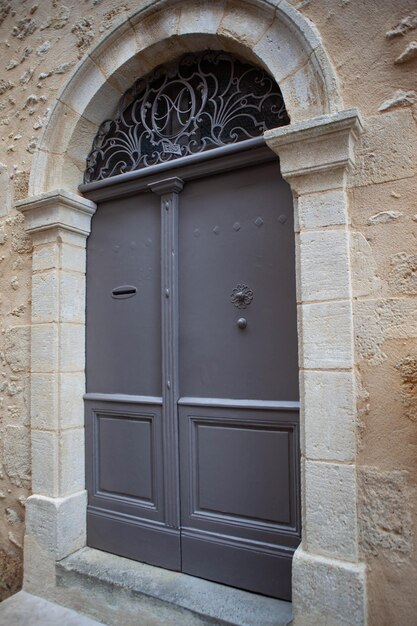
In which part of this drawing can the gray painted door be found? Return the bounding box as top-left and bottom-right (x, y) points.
(84, 148), (300, 600)
(85, 192), (181, 569)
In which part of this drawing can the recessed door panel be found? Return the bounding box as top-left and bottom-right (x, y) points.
(85, 398), (180, 569)
(195, 422), (291, 523)
(179, 404), (300, 546)
(179, 161), (298, 401)
(98, 415), (154, 502)
(86, 192), (161, 396)
(86, 400), (164, 520)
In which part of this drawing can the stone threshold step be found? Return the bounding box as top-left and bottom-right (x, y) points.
(0, 590), (105, 626)
(56, 547), (293, 626)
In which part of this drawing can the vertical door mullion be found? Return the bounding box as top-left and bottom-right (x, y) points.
(149, 177), (183, 530)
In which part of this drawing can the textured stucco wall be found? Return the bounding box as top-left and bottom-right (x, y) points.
(0, 1), (416, 625)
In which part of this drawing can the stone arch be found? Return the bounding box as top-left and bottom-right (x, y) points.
(29, 0), (342, 196)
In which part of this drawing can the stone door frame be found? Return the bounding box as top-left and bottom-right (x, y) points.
(16, 1), (367, 624)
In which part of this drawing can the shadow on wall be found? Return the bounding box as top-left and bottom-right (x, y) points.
(0, 550), (22, 601)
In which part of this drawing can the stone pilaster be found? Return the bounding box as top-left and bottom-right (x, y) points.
(16, 190), (96, 593)
(266, 109), (367, 626)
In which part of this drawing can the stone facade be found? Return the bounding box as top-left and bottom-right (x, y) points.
(0, 1), (416, 626)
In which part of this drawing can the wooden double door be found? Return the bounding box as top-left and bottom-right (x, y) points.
(84, 145), (300, 601)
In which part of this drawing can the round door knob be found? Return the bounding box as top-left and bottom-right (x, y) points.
(237, 317), (247, 329)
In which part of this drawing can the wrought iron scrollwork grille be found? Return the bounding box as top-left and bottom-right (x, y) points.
(84, 51), (290, 183)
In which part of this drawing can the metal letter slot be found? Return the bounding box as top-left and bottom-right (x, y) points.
(111, 285), (137, 299)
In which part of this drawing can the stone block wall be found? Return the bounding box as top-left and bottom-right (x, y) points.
(0, 1), (415, 625)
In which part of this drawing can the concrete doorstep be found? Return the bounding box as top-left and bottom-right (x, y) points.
(55, 547), (293, 626)
(1, 549), (292, 626)
(0, 591), (106, 626)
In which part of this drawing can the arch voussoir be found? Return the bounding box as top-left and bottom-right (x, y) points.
(30, 0), (341, 195)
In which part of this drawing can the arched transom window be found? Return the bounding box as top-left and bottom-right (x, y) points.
(84, 51), (290, 183)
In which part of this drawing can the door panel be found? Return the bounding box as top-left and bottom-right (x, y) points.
(86, 192), (161, 396)
(195, 423), (291, 523)
(179, 404), (299, 562)
(86, 400), (163, 519)
(178, 161), (299, 599)
(85, 189), (181, 570)
(179, 405), (299, 538)
(98, 414), (155, 502)
(179, 161), (298, 401)
(85, 399), (181, 569)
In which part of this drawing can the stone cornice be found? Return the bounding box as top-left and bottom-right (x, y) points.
(264, 109), (364, 183)
(16, 189), (96, 236)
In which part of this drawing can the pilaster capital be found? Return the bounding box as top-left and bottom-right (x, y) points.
(265, 108), (364, 193)
(149, 177), (184, 196)
(16, 189), (96, 238)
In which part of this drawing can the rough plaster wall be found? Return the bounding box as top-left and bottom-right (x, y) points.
(0, 0), (415, 622)
(290, 1), (417, 624)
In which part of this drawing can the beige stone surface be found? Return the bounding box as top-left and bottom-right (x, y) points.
(292, 547), (366, 626)
(25, 491), (87, 560)
(302, 370), (355, 462)
(299, 230), (351, 301)
(291, 0), (417, 117)
(304, 460), (358, 561)
(351, 109), (417, 188)
(296, 189), (348, 229)
(0, 1), (414, 623)
(299, 300), (353, 369)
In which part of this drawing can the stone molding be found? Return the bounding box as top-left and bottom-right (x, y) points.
(264, 109), (363, 171)
(292, 548), (367, 626)
(17, 193), (95, 595)
(267, 109), (366, 625)
(25, 491), (87, 561)
(16, 190), (96, 236)
(29, 0), (342, 196)
(265, 109), (364, 187)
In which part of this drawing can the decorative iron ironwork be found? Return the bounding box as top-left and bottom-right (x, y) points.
(230, 284), (254, 309)
(84, 51), (289, 182)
